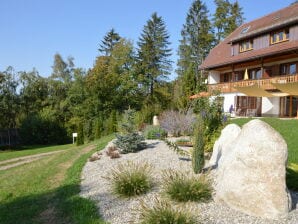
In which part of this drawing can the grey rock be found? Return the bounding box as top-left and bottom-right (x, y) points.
(215, 119), (292, 219)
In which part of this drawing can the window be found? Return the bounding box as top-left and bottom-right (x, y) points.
(239, 39), (253, 52)
(270, 28), (289, 44)
(280, 63), (297, 75)
(241, 26), (250, 34)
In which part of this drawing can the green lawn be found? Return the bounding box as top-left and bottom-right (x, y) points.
(0, 135), (113, 224)
(230, 117), (298, 191)
(0, 144), (74, 162)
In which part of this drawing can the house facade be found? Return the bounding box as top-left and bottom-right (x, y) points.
(200, 3), (298, 117)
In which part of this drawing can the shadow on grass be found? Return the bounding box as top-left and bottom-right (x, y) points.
(287, 167), (298, 192)
(0, 184), (105, 224)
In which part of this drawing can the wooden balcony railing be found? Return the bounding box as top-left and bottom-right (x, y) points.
(208, 74), (298, 93)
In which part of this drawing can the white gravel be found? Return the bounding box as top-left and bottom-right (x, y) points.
(80, 139), (298, 224)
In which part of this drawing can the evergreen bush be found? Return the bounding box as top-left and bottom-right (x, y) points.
(192, 115), (205, 174)
(76, 122), (84, 146)
(115, 109), (146, 153)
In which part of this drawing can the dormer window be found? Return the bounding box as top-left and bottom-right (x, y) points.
(239, 39), (253, 53)
(270, 28), (289, 44)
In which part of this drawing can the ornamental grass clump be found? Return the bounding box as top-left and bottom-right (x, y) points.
(106, 161), (153, 197)
(138, 198), (197, 224)
(162, 170), (211, 202)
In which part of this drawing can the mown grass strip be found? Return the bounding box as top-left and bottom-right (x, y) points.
(0, 143), (75, 162)
(0, 135), (113, 224)
(55, 135), (113, 224)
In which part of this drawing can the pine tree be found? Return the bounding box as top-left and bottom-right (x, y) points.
(137, 12), (172, 98)
(175, 0), (214, 109)
(98, 28), (121, 56)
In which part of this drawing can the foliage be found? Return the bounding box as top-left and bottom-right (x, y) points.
(143, 125), (167, 139)
(98, 28), (121, 56)
(137, 12), (172, 99)
(286, 164), (298, 191)
(105, 161), (153, 197)
(115, 133), (146, 154)
(192, 115), (205, 174)
(76, 122), (84, 146)
(175, 0), (214, 109)
(0, 67), (19, 129)
(115, 109), (146, 153)
(162, 170), (211, 202)
(164, 139), (190, 158)
(213, 0), (244, 43)
(138, 198), (197, 224)
(159, 110), (196, 136)
(204, 127), (222, 153)
(19, 114), (68, 145)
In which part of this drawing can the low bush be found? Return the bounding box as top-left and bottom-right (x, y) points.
(143, 125), (167, 139)
(162, 170), (211, 202)
(115, 109), (146, 153)
(159, 110), (196, 137)
(106, 161), (153, 197)
(138, 198), (196, 224)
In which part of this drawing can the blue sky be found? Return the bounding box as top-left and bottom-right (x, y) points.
(0, 0), (295, 79)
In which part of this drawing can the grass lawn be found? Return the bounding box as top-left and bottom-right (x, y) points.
(0, 144), (75, 162)
(0, 135), (113, 224)
(230, 117), (298, 191)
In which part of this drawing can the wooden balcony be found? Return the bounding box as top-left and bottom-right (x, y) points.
(208, 74), (298, 93)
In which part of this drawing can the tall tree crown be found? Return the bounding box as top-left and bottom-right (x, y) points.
(98, 28), (121, 56)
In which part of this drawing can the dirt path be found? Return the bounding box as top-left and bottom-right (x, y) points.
(0, 150), (67, 171)
(0, 145), (96, 171)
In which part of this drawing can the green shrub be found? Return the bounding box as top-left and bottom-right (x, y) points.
(143, 125), (167, 139)
(115, 109), (146, 153)
(192, 115), (205, 174)
(139, 198), (197, 224)
(115, 133), (146, 153)
(76, 122), (84, 146)
(106, 161), (153, 197)
(162, 170), (211, 202)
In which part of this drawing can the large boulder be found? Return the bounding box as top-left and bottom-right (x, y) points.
(208, 124), (241, 167)
(215, 119), (292, 219)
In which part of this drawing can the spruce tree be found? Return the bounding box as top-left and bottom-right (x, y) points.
(115, 109), (146, 153)
(98, 28), (121, 56)
(137, 12), (172, 98)
(213, 0), (244, 44)
(175, 0), (214, 109)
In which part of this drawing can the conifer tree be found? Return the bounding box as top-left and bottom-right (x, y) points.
(213, 0), (244, 44)
(98, 28), (121, 56)
(137, 12), (172, 98)
(175, 0), (214, 109)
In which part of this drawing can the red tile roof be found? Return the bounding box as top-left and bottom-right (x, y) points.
(200, 3), (298, 70)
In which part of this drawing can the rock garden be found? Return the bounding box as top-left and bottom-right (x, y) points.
(80, 109), (298, 224)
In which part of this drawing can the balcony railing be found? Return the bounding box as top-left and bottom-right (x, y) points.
(208, 74), (298, 93)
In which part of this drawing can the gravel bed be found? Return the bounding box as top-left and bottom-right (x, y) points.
(80, 139), (298, 224)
